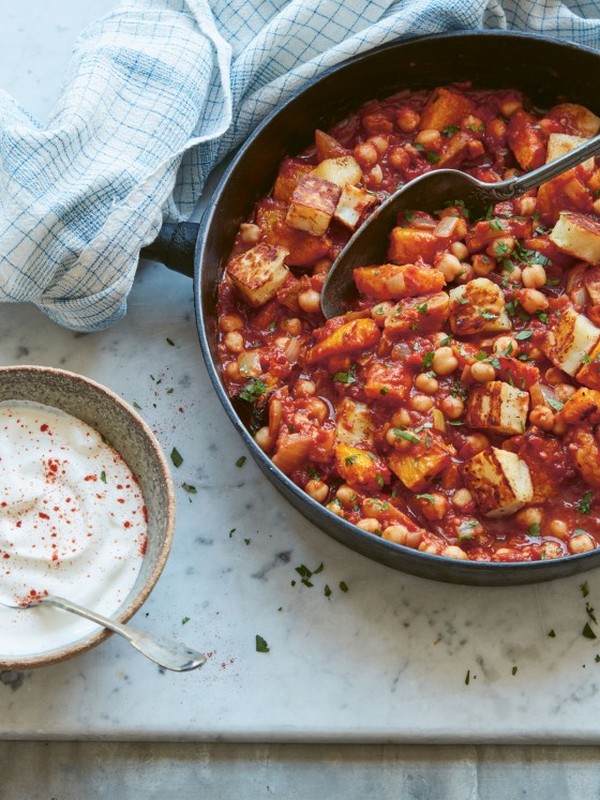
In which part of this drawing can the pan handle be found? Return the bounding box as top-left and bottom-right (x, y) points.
(139, 221), (199, 278)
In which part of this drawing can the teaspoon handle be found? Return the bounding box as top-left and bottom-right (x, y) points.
(494, 133), (600, 200)
(41, 595), (207, 672)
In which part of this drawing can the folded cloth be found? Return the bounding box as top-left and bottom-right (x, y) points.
(2, 0), (600, 331)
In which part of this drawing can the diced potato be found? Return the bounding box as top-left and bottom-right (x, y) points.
(550, 212), (600, 266)
(558, 387), (600, 424)
(363, 362), (412, 404)
(506, 109), (546, 171)
(335, 444), (389, 491)
(333, 184), (377, 229)
(387, 227), (444, 265)
(310, 156), (362, 188)
(226, 242), (289, 307)
(548, 103), (600, 138)
(285, 175), (341, 236)
(335, 398), (375, 448)
(308, 318), (381, 363)
(542, 303), (600, 376)
(387, 431), (455, 492)
(466, 381), (530, 435)
(353, 263), (446, 300)
(537, 175), (593, 227)
(315, 129), (349, 160)
(273, 157), (313, 203)
(462, 447), (533, 518)
(566, 426), (600, 488)
(418, 87), (475, 132)
(437, 131), (471, 168)
(576, 339), (600, 388)
(546, 133), (595, 172)
(448, 278), (512, 335)
(256, 198), (331, 267)
(384, 292), (450, 338)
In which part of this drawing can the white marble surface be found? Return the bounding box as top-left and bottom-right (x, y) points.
(2, 0), (600, 745)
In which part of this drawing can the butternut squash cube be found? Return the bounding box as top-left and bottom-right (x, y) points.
(335, 443), (388, 491)
(558, 386), (600, 424)
(418, 87), (475, 132)
(388, 227), (443, 265)
(462, 446), (533, 518)
(387, 431), (455, 492)
(353, 263), (446, 300)
(227, 242), (289, 307)
(308, 318), (381, 363)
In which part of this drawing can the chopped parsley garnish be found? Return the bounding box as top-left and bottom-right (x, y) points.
(422, 351), (435, 370)
(578, 491), (594, 515)
(393, 429), (421, 444)
(442, 125), (460, 137)
(536, 310), (549, 324)
(239, 378), (267, 403)
(417, 302), (429, 314)
(416, 493), (436, 503)
(457, 519), (478, 540)
(489, 218), (505, 231)
(425, 151), (440, 164)
(170, 447), (183, 468)
(344, 455), (358, 465)
(515, 330), (533, 340)
(256, 635), (270, 653)
(333, 367), (357, 385)
(527, 522), (541, 537)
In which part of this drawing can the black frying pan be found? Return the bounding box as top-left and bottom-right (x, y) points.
(141, 30), (600, 585)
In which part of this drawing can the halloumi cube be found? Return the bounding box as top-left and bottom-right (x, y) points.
(310, 156), (362, 188)
(335, 398), (375, 448)
(542, 304), (600, 376)
(546, 133), (595, 172)
(449, 278), (512, 335)
(285, 175), (341, 236)
(466, 381), (529, 435)
(462, 446), (534, 518)
(227, 242), (289, 307)
(333, 184), (377, 229)
(550, 212), (600, 266)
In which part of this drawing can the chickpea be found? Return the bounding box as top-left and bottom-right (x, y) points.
(414, 373), (440, 394)
(254, 426), (274, 452)
(367, 164), (383, 185)
(517, 196), (537, 216)
(522, 264), (547, 289)
(389, 146), (410, 171)
(554, 383), (576, 403)
(540, 541), (564, 560)
(462, 433), (490, 458)
(529, 405), (555, 431)
(371, 301), (393, 322)
(326, 500), (344, 517)
(500, 98), (522, 117)
(569, 531), (595, 554)
(418, 493), (449, 521)
(410, 393), (435, 413)
(357, 517), (382, 534)
(294, 379), (316, 398)
(435, 252), (464, 281)
(486, 117), (507, 139)
(298, 289), (321, 314)
(224, 361), (241, 381)
(313, 258), (332, 276)
(515, 506), (543, 530)
(463, 114), (484, 132)
(281, 317), (302, 335)
(452, 488), (475, 512)
(471, 253), (495, 277)
(470, 361), (496, 383)
(418, 541), (442, 555)
(274, 335), (290, 349)
(549, 519), (568, 538)
(224, 330), (244, 353)
(305, 479), (329, 504)
(455, 264), (474, 285)
(501, 264), (522, 286)
(441, 545), (469, 560)
(239, 223), (261, 245)
(545, 367), (565, 385)
(432, 346), (459, 376)
(468, 141), (485, 160)
(519, 288), (549, 315)
(552, 417), (567, 436)
(353, 141), (378, 168)
(415, 129), (442, 149)
(220, 313), (244, 332)
(386, 427), (412, 450)
(450, 241), (469, 261)
(488, 235), (515, 258)
(336, 485), (357, 506)
(440, 394), (464, 420)
(368, 135), (389, 155)
(307, 398), (329, 423)
(396, 107), (420, 133)
(382, 524), (409, 544)
(493, 336), (519, 357)
(391, 408), (412, 428)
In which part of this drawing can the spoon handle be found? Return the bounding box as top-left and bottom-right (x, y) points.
(493, 133), (600, 200)
(41, 595), (207, 672)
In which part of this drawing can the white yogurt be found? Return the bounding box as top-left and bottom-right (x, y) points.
(0, 401), (147, 658)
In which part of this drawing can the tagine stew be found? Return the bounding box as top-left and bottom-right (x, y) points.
(217, 82), (600, 563)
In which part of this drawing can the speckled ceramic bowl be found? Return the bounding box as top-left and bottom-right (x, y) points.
(0, 365), (175, 670)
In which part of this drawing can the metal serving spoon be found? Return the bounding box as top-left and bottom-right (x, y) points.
(321, 134), (600, 318)
(1, 595), (207, 672)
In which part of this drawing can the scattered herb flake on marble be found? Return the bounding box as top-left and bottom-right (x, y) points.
(548, 629), (556, 638)
(236, 456), (247, 468)
(171, 447), (183, 468)
(511, 666), (518, 676)
(324, 584), (332, 598)
(583, 622), (597, 640)
(465, 670), (471, 685)
(229, 528), (236, 538)
(339, 581), (349, 593)
(581, 581), (590, 598)
(182, 483), (197, 494)
(586, 602), (597, 624)
(181, 617), (190, 625)
(133, 401), (142, 410)
(256, 635), (270, 653)
(100, 470), (107, 484)
(166, 337), (175, 346)
(244, 538), (251, 545)
(166, 387), (174, 394)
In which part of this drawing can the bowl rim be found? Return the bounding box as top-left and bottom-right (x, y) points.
(194, 30), (600, 585)
(0, 364), (176, 670)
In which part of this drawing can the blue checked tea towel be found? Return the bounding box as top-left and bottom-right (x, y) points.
(2, 0), (600, 331)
